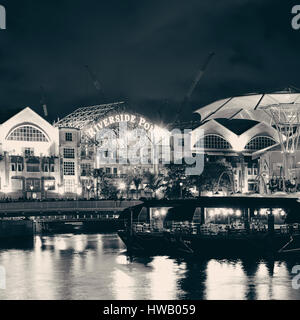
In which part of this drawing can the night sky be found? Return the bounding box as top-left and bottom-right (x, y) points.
(0, 0), (299, 124)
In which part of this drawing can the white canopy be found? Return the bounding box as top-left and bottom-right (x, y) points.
(194, 92), (300, 125)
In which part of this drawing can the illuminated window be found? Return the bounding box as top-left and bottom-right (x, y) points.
(64, 179), (75, 193)
(11, 178), (23, 191)
(245, 136), (276, 150)
(44, 180), (55, 191)
(7, 126), (48, 142)
(26, 179), (40, 191)
(63, 148), (75, 159)
(63, 162), (75, 176)
(81, 163), (92, 176)
(195, 135), (232, 149)
(24, 148), (34, 157)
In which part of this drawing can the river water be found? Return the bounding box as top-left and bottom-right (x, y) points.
(0, 233), (300, 300)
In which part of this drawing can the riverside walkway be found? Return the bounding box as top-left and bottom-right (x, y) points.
(0, 200), (141, 218)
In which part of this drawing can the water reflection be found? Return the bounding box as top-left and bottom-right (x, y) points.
(0, 233), (300, 300)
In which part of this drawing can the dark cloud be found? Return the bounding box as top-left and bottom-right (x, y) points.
(0, 0), (299, 123)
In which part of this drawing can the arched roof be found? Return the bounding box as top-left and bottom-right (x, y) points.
(191, 118), (280, 152)
(194, 92), (300, 124)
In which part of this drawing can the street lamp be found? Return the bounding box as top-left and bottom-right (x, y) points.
(179, 182), (183, 199)
(30, 185), (34, 200)
(86, 185), (91, 200)
(44, 185), (49, 200)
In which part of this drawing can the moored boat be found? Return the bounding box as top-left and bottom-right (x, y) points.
(117, 197), (300, 256)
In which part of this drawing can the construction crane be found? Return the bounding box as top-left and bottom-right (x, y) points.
(40, 86), (48, 117)
(171, 52), (215, 126)
(85, 65), (103, 94)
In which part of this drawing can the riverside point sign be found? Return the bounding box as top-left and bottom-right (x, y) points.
(87, 113), (155, 137)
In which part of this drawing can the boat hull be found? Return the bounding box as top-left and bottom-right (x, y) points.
(118, 230), (193, 254)
(171, 232), (300, 257)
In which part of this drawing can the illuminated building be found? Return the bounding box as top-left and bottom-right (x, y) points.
(55, 102), (170, 199)
(0, 107), (60, 199)
(191, 90), (300, 193)
(2, 90), (299, 199)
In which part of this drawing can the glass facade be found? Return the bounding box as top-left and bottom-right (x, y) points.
(7, 126), (48, 142)
(195, 134), (232, 149)
(245, 136), (276, 150)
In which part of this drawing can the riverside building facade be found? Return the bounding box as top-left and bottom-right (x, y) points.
(191, 90), (300, 194)
(1, 91), (297, 199)
(0, 103), (170, 200)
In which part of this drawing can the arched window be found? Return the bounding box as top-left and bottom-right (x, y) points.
(195, 134), (232, 149)
(245, 136), (276, 150)
(7, 125), (48, 142)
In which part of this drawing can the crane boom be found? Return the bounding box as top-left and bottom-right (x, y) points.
(171, 52), (215, 126)
(85, 65), (102, 92)
(40, 86), (48, 117)
(185, 52), (215, 102)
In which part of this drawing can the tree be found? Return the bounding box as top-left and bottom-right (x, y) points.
(164, 163), (193, 199)
(189, 162), (234, 195)
(144, 172), (165, 199)
(132, 175), (143, 198)
(165, 161), (234, 198)
(93, 169), (106, 199)
(100, 179), (119, 199)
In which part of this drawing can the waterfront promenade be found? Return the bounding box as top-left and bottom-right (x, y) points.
(0, 200), (141, 217)
(0, 200), (142, 237)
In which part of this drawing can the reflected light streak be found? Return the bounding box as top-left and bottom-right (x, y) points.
(112, 268), (135, 300)
(205, 260), (247, 300)
(147, 257), (184, 300)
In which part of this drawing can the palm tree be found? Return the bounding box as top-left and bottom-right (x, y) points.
(144, 172), (165, 199)
(124, 175), (134, 199)
(132, 175), (143, 198)
(93, 169), (106, 199)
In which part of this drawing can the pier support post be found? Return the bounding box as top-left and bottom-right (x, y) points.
(244, 208), (250, 233)
(200, 207), (205, 225)
(268, 209), (274, 234)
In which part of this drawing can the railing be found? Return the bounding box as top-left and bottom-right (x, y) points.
(0, 200), (142, 213)
(129, 221), (300, 237)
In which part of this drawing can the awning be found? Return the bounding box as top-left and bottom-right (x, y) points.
(42, 176), (55, 180)
(11, 176), (25, 180)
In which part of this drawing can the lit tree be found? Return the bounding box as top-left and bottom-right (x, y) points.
(193, 162), (233, 195)
(100, 179), (119, 199)
(132, 175), (143, 198)
(144, 172), (165, 199)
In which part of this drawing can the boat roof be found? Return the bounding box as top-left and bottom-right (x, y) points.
(118, 196), (300, 222)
